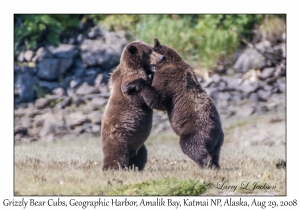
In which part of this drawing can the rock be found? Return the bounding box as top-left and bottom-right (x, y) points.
(38, 81), (60, 92)
(14, 108), (26, 118)
(218, 92), (231, 101)
(77, 34), (84, 44)
(152, 123), (171, 135)
(90, 97), (107, 110)
(14, 63), (21, 75)
(238, 80), (258, 95)
(85, 68), (101, 77)
(243, 69), (261, 82)
(217, 80), (228, 92)
(98, 85), (109, 94)
(218, 100), (230, 109)
(52, 87), (65, 97)
(67, 112), (91, 128)
(17, 52), (25, 62)
(258, 104), (269, 113)
(235, 105), (255, 117)
(60, 97), (72, 108)
(47, 44), (78, 59)
(278, 82), (286, 93)
(274, 66), (282, 78)
(91, 124), (101, 134)
(37, 58), (73, 81)
(72, 59), (86, 72)
(39, 113), (64, 138)
(66, 88), (76, 98)
(14, 134), (23, 142)
(87, 25), (104, 39)
(83, 123), (93, 133)
(265, 77), (278, 86)
(14, 126), (28, 135)
(234, 41), (272, 73)
(21, 117), (32, 128)
(32, 47), (53, 63)
(84, 75), (96, 86)
(202, 79), (214, 88)
(211, 74), (221, 84)
(80, 39), (121, 70)
(73, 97), (86, 107)
(68, 37), (76, 45)
(70, 79), (82, 89)
(263, 85), (273, 92)
(213, 64), (227, 74)
(45, 95), (60, 101)
(41, 134), (55, 142)
(29, 110), (43, 118)
(280, 43), (286, 59)
(226, 77), (243, 91)
(74, 126), (84, 134)
(266, 102), (278, 112)
(52, 109), (65, 121)
(20, 137), (38, 144)
(24, 50), (35, 62)
(207, 89), (218, 101)
(277, 78), (286, 93)
(75, 82), (99, 95)
(257, 89), (271, 102)
(87, 111), (103, 125)
(248, 92), (259, 102)
(28, 127), (41, 137)
(259, 67), (276, 80)
(18, 65), (37, 75)
(33, 115), (44, 127)
(102, 72), (110, 85)
(104, 31), (128, 53)
(230, 91), (243, 102)
(15, 73), (38, 103)
(35, 98), (50, 109)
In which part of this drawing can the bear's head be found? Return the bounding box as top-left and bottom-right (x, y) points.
(153, 38), (182, 64)
(120, 40), (164, 76)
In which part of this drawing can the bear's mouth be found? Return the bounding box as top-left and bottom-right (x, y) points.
(144, 65), (156, 82)
(150, 65), (156, 72)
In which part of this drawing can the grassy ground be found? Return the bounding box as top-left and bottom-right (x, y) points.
(14, 111), (286, 196)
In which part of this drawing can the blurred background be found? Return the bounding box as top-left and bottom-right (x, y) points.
(14, 14), (286, 143)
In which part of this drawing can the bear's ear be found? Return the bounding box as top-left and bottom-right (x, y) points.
(153, 38), (161, 49)
(128, 45), (137, 54)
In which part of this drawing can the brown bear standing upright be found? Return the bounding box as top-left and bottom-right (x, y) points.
(101, 40), (164, 171)
(124, 38), (224, 169)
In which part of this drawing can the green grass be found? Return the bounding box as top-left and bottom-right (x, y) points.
(14, 140), (286, 195)
(108, 178), (206, 196)
(14, 111), (286, 196)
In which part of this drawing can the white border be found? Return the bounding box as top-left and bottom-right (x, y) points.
(1, 0), (298, 209)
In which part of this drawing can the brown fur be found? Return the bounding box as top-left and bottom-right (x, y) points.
(101, 40), (164, 171)
(124, 38), (224, 169)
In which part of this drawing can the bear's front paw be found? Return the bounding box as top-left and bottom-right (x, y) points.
(123, 79), (146, 95)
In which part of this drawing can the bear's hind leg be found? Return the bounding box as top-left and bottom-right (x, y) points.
(210, 141), (223, 169)
(128, 144), (148, 171)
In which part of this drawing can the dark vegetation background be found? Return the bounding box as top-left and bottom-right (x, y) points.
(14, 14), (285, 69)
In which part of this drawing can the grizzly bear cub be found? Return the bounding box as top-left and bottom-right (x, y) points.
(124, 38), (224, 169)
(101, 40), (164, 171)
